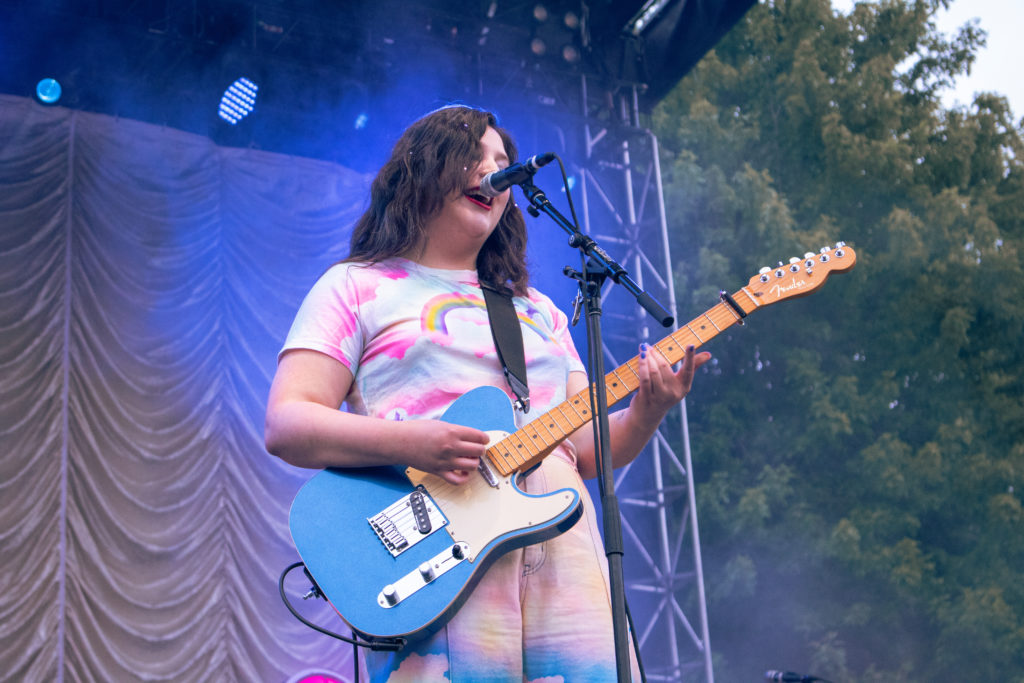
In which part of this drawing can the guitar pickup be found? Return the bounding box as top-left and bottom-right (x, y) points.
(477, 455), (499, 488)
(409, 490), (432, 534)
(368, 486), (448, 558)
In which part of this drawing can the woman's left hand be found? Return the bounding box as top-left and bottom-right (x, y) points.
(630, 343), (712, 426)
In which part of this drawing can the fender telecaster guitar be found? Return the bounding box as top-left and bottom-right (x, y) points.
(289, 243), (857, 643)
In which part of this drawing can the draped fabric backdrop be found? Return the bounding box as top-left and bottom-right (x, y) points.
(0, 94), (371, 681)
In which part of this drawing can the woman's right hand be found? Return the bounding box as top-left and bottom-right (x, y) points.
(395, 419), (491, 485)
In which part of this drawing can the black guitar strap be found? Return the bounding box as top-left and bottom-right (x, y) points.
(480, 280), (530, 414)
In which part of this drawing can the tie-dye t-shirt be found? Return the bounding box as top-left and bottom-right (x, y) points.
(280, 258), (586, 429)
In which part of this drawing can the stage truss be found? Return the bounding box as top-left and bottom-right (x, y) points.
(569, 76), (715, 683)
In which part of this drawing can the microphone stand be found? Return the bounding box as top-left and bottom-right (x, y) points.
(517, 178), (673, 682)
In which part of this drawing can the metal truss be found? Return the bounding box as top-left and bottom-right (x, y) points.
(569, 76), (714, 683)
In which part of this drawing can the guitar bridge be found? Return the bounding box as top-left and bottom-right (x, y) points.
(368, 486), (447, 557)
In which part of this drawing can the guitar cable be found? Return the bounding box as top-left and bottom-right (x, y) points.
(279, 561), (406, 682)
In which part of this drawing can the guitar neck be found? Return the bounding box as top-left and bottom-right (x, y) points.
(486, 288), (760, 477)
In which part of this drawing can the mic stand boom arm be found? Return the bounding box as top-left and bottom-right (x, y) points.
(517, 178), (673, 682)
(518, 180), (674, 328)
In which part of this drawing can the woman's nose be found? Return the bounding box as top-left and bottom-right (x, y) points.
(476, 160), (500, 177)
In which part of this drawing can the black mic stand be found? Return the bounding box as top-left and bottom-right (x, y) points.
(517, 178), (673, 682)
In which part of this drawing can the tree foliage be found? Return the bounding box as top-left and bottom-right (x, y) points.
(652, 0), (1024, 679)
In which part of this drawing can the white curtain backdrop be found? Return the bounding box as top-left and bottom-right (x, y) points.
(0, 94), (371, 681)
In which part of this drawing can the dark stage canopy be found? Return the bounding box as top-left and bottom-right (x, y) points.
(1, 0), (755, 167)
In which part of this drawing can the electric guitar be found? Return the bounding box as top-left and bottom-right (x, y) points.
(289, 243), (857, 643)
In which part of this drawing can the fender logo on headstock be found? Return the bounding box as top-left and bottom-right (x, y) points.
(769, 278), (809, 299)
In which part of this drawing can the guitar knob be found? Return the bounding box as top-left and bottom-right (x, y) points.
(382, 584), (399, 606)
(419, 562), (436, 582)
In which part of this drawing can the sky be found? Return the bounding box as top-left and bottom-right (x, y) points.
(833, 0), (1024, 121)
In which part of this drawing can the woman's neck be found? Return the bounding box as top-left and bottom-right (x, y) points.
(409, 239), (480, 272)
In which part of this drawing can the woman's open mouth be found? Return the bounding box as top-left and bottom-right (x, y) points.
(464, 187), (493, 210)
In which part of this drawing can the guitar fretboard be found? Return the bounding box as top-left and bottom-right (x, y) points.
(485, 288), (760, 476)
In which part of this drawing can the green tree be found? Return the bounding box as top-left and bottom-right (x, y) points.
(653, 0), (1024, 679)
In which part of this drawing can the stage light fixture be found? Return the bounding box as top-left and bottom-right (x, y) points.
(35, 78), (62, 105)
(629, 0), (673, 35)
(218, 77), (259, 125)
(527, 4), (583, 67)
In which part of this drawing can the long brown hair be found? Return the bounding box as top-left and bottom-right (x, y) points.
(346, 105), (530, 295)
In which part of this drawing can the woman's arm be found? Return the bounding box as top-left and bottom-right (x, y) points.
(264, 349), (490, 485)
(567, 344), (711, 479)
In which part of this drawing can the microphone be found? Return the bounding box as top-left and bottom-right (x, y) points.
(764, 671), (825, 682)
(478, 152), (556, 197)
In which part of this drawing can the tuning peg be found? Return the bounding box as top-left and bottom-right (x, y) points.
(835, 241), (846, 248)
(804, 252), (816, 259)
(819, 246), (830, 254)
(788, 257), (800, 264)
(759, 267), (771, 274)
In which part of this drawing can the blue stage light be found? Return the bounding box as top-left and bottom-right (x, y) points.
(35, 78), (62, 104)
(218, 77), (259, 125)
(354, 113), (369, 130)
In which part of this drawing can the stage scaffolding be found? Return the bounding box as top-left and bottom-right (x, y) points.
(532, 74), (715, 682)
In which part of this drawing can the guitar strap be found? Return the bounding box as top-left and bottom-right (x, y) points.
(480, 280), (530, 414)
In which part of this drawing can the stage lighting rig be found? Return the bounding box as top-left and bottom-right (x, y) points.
(218, 77), (258, 125)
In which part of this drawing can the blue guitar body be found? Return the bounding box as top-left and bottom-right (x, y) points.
(289, 386), (583, 643)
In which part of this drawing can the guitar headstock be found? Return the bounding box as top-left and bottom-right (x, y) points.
(745, 242), (857, 305)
